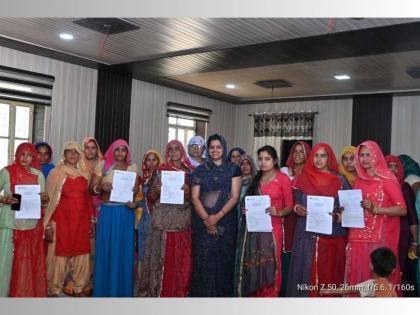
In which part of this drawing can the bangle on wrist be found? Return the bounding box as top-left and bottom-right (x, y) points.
(410, 242), (419, 246)
(93, 185), (101, 195)
(45, 225), (52, 230)
(293, 204), (299, 213)
(90, 217), (97, 223)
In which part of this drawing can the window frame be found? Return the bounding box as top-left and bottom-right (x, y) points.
(168, 116), (197, 147)
(0, 99), (34, 167)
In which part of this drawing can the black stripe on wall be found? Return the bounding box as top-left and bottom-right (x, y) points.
(351, 94), (393, 155)
(94, 68), (132, 151)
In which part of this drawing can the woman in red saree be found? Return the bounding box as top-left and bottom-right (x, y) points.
(138, 140), (193, 297)
(0, 143), (49, 297)
(286, 143), (350, 297)
(345, 141), (406, 296)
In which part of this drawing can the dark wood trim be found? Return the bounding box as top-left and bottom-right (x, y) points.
(351, 94), (393, 154)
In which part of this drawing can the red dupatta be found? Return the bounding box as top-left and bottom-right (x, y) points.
(293, 143), (342, 197)
(6, 143), (41, 191)
(385, 155), (404, 185)
(285, 141), (312, 169)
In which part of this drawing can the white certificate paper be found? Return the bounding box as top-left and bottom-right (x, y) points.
(14, 185), (41, 219)
(245, 195), (272, 232)
(338, 189), (365, 228)
(109, 170), (137, 203)
(306, 195), (334, 235)
(160, 171), (185, 205)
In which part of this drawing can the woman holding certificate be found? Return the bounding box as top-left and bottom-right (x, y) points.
(236, 145), (293, 297)
(89, 139), (139, 297)
(43, 141), (93, 297)
(138, 140), (193, 297)
(286, 143), (350, 297)
(0, 143), (49, 297)
(346, 141), (406, 296)
(190, 134), (242, 297)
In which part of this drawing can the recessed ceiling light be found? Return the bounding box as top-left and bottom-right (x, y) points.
(225, 83), (236, 89)
(59, 33), (74, 40)
(334, 74), (351, 80)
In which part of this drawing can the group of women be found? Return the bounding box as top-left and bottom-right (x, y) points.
(0, 134), (419, 298)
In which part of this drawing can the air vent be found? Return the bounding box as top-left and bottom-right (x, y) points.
(406, 67), (420, 79)
(73, 18), (140, 35)
(255, 79), (293, 89)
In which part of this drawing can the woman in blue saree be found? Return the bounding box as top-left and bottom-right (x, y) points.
(190, 134), (242, 296)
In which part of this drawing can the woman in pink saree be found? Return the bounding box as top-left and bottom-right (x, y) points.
(345, 140), (406, 295)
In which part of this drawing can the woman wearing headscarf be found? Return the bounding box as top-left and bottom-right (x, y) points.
(227, 147), (246, 165)
(138, 140), (193, 297)
(339, 146), (357, 187)
(346, 141), (406, 295)
(399, 154), (420, 196)
(279, 140), (311, 295)
(233, 154), (256, 293)
(386, 155), (419, 296)
(286, 143), (351, 297)
(134, 149), (163, 283)
(0, 143), (49, 297)
(187, 136), (206, 169)
(89, 139), (139, 297)
(190, 134), (242, 296)
(62, 137), (103, 297)
(236, 146), (293, 297)
(35, 141), (55, 179)
(44, 141), (94, 297)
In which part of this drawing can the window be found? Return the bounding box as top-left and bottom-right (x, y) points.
(0, 99), (34, 169)
(168, 117), (196, 147)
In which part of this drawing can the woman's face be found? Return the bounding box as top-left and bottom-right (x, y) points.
(387, 162), (398, 176)
(84, 140), (98, 160)
(168, 143), (182, 162)
(258, 150), (276, 172)
(188, 144), (204, 158)
(114, 146), (128, 162)
(64, 149), (80, 166)
(145, 153), (159, 171)
(342, 152), (355, 173)
(230, 150), (242, 163)
(208, 140), (224, 162)
(293, 144), (306, 165)
(240, 159), (252, 176)
(19, 150), (34, 168)
(359, 146), (372, 170)
(313, 147), (329, 171)
(37, 145), (50, 165)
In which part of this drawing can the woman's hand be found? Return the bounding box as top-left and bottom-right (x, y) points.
(361, 199), (376, 214)
(2, 195), (18, 205)
(294, 204), (307, 216)
(152, 183), (162, 193)
(89, 222), (96, 239)
(240, 204), (247, 214)
(265, 206), (278, 216)
(329, 207), (344, 223)
(206, 225), (218, 235)
(132, 185), (140, 195)
(44, 226), (54, 243)
(101, 182), (113, 193)
(126, 201), (136, 209)
(182, 184), (190, 196)
(39, 192), (49, 204)
(203, 214), (219, 227)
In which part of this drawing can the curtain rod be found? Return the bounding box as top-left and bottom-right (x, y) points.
(248, 111), (319, 117)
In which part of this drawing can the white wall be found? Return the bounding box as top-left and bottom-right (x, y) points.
(233, 98), (353, 159)
(129, 79), (236, 164)
(0, 46), (98, 163)
(391, 95), (420, 161)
